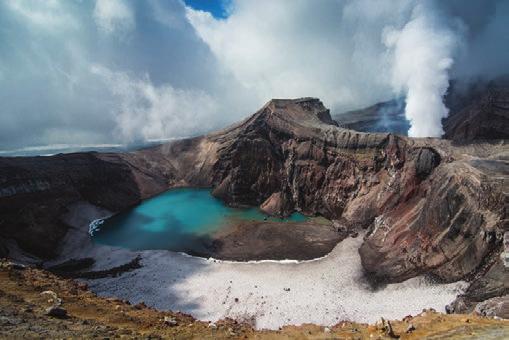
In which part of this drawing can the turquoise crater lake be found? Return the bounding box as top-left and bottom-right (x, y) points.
(92, 188), (307, 255)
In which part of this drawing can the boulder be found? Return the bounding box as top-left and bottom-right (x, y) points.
(163, 316), (177, 327)
(414, 147), (440, 179)
(474, 295), (509, 319)
(45, 306), (67, 318)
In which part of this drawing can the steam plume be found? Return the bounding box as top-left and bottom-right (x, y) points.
(384, 4), (457, 137)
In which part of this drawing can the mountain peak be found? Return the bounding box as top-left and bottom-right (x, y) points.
(263, 97), (338, 127)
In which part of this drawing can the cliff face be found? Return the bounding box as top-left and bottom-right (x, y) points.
(0, 154), (140, 257)
(443, 87), (509, 141)
(0, 149), (193, 257)
(0, 97), (507, 311)
(359, 158), (507, 282)
(210, 98), (390, 221)
(208, 99), (440, 230)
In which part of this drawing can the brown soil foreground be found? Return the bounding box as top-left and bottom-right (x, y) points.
(1, 260), (508, 339)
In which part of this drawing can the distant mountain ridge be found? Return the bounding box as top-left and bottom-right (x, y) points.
(334, 79), (509, 141)
(333, 99), (409, 135)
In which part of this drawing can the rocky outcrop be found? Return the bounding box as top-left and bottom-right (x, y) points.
(359, 158), (507, 283)
(474, 295), (509, 319)
(0, 96), (507, 314)
(210, 98), (391, 220)
(443, 87), (509, 142)
(447, 256), (508, 317)
(204, 98), (507, 287)
(201, 219), (344, 261)
(414, 147), (441, 179)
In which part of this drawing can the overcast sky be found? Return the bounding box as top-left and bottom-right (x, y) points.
(0, 0), (507, 149)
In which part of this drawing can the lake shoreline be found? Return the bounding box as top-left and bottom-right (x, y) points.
(91, 188), (345, 261)
(194, 218), (347, 261)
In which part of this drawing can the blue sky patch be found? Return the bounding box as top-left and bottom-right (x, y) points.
(183, 0), (230, 19)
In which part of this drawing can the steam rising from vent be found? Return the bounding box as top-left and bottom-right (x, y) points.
(384, 4), (457, 138)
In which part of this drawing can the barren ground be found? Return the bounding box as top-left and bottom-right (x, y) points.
(1, 260), (509, 339)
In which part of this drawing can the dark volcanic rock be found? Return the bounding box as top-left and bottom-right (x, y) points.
(447, 257), (508, 317)
(200, 219), (344, 261)
(210, 98), (393, 222)
(359, 159), (507, 283)
(0, 153), (146, 257)
(414, 147), (441, 179)
(334, 99), (410, 135)
(45, 306), (67, 318)
(47, 258), (95, 273)
(443, 87), (509, 142)
(0, 240), (8, 258)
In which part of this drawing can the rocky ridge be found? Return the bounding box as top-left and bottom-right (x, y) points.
(333, 81), (509, 142)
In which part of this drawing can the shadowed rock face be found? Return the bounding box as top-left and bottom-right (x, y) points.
(0, 154), (141, 257)
(444, 87), (509, 142)
(333, 99), (410, 135)
(210, 98), (391, 220)
(359, 159), (506, 282)
(333, 83), (509, 142)
(0, 97), (507, 312)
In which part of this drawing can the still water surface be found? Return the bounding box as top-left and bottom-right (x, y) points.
(93, 188), (307, 253)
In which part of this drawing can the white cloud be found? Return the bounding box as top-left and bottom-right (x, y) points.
(185, 0), (414, 112)
(148, 0), (187, 29)
(91, 65), (218, 143)
(186, 0), (488, 137)
(0, 0), (507, 149)
(93, 0), (135, 35)
(5, 0), (78, 31)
